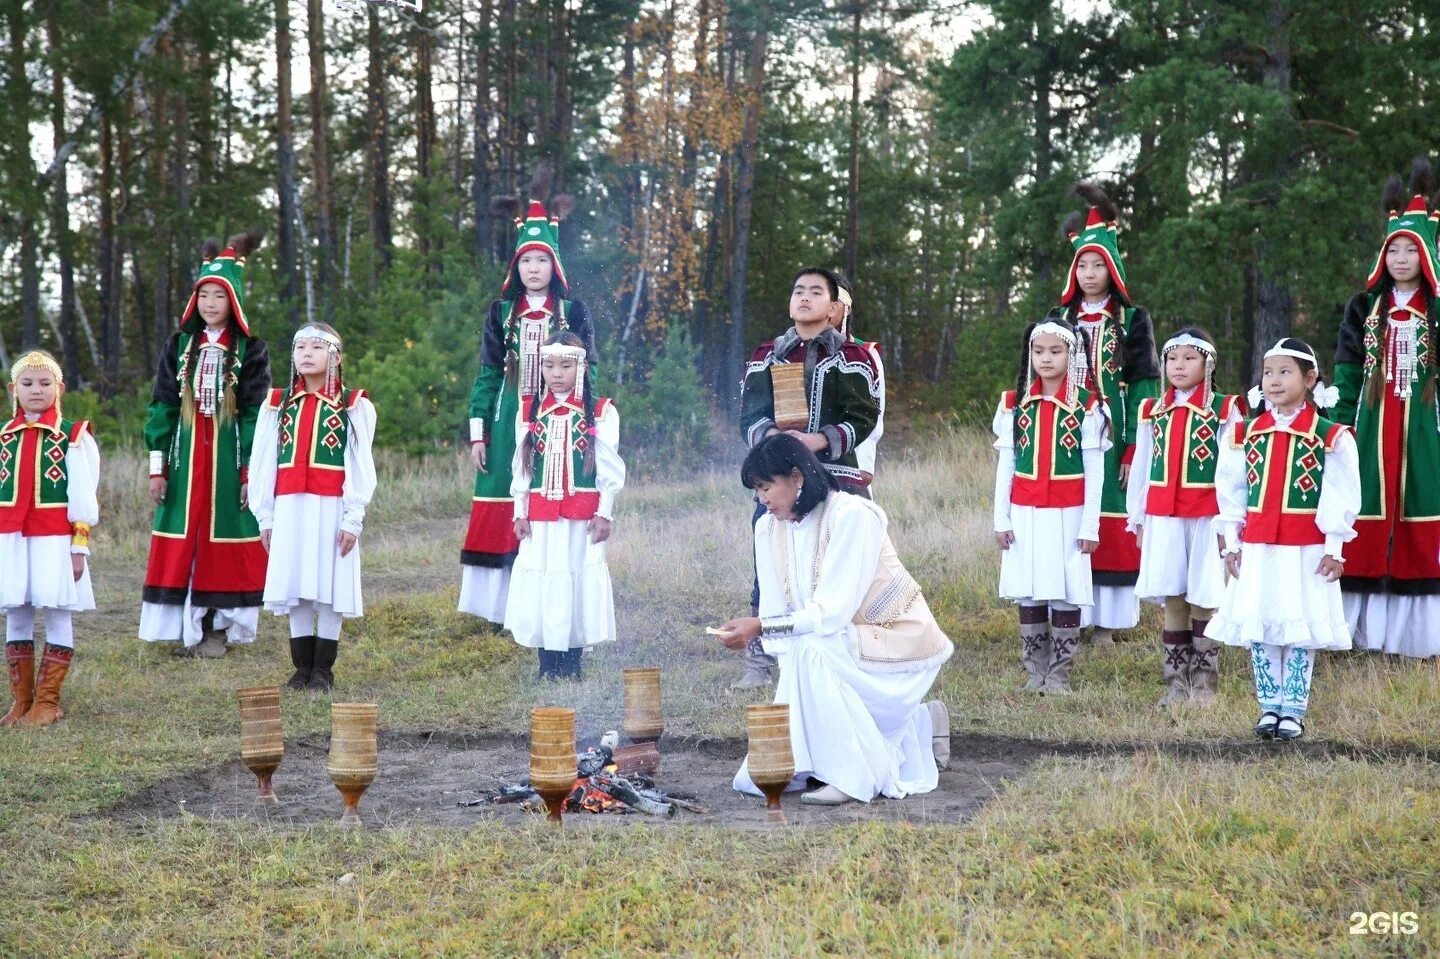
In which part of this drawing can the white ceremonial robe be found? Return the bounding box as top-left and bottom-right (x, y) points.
(992, 397), (1110, 607)
(503, 394), (625, 651)
(1125, 387), (1240, 610)
(0, 427), (99, 613)
(250, 398), (378, 618)
(733, 493), (953, 803)
(1209, 407), (1361, 650)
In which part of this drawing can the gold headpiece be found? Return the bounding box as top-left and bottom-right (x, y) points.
(10, 351), (63, 384)
(8, 351), (64, 416)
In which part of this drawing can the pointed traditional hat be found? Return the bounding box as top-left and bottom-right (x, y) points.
(180, 229), (264, 335)
(1059, 183), (1130, 307)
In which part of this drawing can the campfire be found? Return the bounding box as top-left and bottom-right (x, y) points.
(463, 731), (707, 817)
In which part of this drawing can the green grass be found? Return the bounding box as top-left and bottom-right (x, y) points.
(2, 427), (1438, 956)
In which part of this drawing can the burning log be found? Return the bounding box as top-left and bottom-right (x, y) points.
(590, 772), (675, 817)
(611, 741), (661, 775)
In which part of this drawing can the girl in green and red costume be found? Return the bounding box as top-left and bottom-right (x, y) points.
(1047, 183), (1161, 643)
(139, 232), (272, 657)
(1332, 158), (1440, 659)
(1, 350), (99, 727)
(459, 172), (595, 624)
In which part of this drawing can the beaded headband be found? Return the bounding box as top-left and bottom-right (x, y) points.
(293, 326), (343, 352)
(1263, 340), (1318, 364)
(1030, 321), (1078, 346)
(1162, 332), (1216, 357)
(539, 343), (587, 363)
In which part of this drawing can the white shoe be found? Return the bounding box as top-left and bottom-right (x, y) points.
(800, 784), (854, 806)
(927, 700), (951, 771)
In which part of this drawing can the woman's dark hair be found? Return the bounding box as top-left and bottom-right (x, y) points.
(790, 266), (839, 301)
(741, 433), (841, 520)
(1164, 325), (1218, 394)
(521, 330), (597, 477)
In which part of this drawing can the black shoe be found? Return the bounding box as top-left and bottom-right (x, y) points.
(1273, 716), (1305, 741)
(306, 639), (338, 692)
(537, 649), (563, 680)
(1254, 711), (1281, 739)
(286, 636), (316, 690)
(562, 649), (583, 681)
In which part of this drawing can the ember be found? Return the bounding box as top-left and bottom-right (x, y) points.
(461, 730), (707, 817)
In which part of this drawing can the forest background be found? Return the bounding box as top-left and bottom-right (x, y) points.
(4, 0), (1440, 466)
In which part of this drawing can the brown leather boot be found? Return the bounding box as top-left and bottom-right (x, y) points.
(1, 641), (35, 727)
(1156, 630), (1193, 707)
(1188, 619), (1221, 705)
(18, 644), (72, 727)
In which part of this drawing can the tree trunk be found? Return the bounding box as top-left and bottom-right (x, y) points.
(724, 26), (767, 406)
(1250, 0), (1294, 379)
(844, 1), (862, 281)
(366, 3), (392, 277)
(472, 0), (493, 260)
(100, 102), (121, 396)
(306, 0), (336, 310)
(1030, 5), (1054, 283)
(415, 1), (435, 278)
(49, 2), (78, 383)
(8, 6), (40, 348)
(550, 0), (571, 194)
(275, 0), (300, 328)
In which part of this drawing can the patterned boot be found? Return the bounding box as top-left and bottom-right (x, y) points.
(1, 641), (35, 727)
(1188, 620), (1221, 706)
(1156, 630), (1193, 707)
(18, 645), (72, 727)
(1042, 609), (1082, 695)
(1019, 606), (1051, 692)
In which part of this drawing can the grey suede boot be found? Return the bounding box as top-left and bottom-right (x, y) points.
(1019, 605), (1051, 692)
(1156, 630), (1193, 707)
(1188, 619), (1221, 706)
(1042, 608), (1082, 695)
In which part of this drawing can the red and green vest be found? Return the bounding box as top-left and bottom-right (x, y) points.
(1005, 382), (1100, 509)
(267, 387), (366, 498)
(522, 393), (612, 521)
(1139, 391), (1243, 518)
(0, 408), (91, 537)
(1234, 405), (1348, 547)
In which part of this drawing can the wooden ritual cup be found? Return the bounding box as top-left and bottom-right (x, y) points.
(745, 704), (794, 823)
(237, 686), (284, 805)
(622, 667), (664, 745)
(530, 707), (577, 824)
(769, 363), (810, 431)
(327, 703), (378, 826)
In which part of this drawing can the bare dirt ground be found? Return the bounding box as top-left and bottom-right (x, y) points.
(100, 730), (1430, 832)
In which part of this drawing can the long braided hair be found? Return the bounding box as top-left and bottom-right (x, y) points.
(1061, 182), (1130, 376)
(1011, 317), (1089, 447)
(520, 331), (598, 480)
(1368, 159), (1440, 408)
(179, 230), (260, 427)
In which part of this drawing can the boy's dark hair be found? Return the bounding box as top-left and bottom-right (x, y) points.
(741, 433), (841, 520)
(790, 266), (840, 301)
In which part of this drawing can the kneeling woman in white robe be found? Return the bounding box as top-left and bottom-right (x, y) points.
(717, 433), (954, 805)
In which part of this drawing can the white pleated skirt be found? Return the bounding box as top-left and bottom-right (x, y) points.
(262, 493), (363, 617)
(0, 532), (94, 612)
(1344, 592), (1440, 658)
(1209, 543), (1352, 650)
(998, 504), (1093, 607)
(458, 566), (510, 624)
(503, 518), (616, 651)
(1134, 514), (1227, 610)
